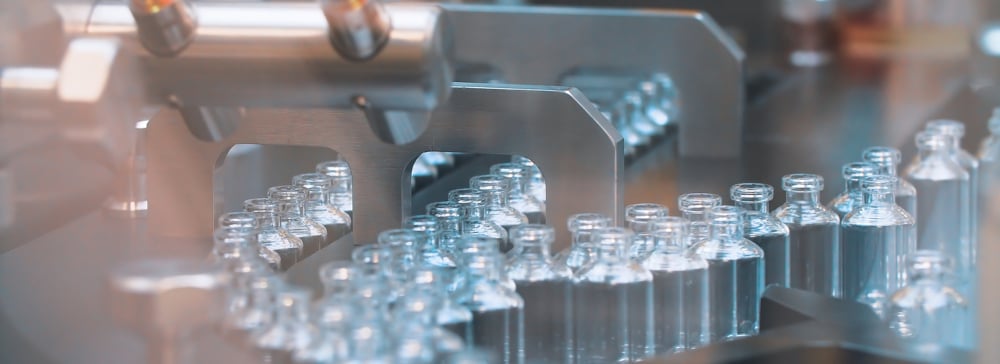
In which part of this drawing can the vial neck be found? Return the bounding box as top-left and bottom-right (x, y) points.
(653, 236), (686, 254)
(709, 224), (742, 241)
(515, 243), (551, 260)
(572, 230), (596, 246)
(596, 244), (628, 263)
(461, 205), (485, 221)
(483, 190), (508, 208)
(628, 220), (653, 233)
(919, 147), (949, 161)
(877, 163), (898, 177)
(303, 189), (329, 205)
(734, 200), (769, 214)
(785, 191), (820, 205)
(254, 211), (280, 229)
(438, 217), (461, 233)
(863, 191), (895, 205)
(846, 180), (864, 195)
(277, 201), (306, 217)
(507, 176), (527, 197)
(681, 211), (707, 223)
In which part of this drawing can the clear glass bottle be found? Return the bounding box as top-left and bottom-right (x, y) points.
(690, 206), (765, 341)
(379, 229), (423, 301)
(978, 108), (1000, 199)
(216, 212), (281, 271)
(625, 203), (670, 263)
(427, 201), (463, 262)
(455, 252), (525, 364)
(296, 282), (355, 364)
(829, 162), (881, 219)
(293, 172), (351, 245)
(252, 286), (316, 364)
(243, 198), (303, 271)
(315, 160), (353, 217)
(268, 185), (327, 258)
(862, 146), (917, 218)
(405, 215), (458, 269)
(678, 193), (723, 244)
(841, 175), (916, 317)
(490, 163), (546, 224)
(886, 250), (971, 350)
(505, 224), (573, 364)
(731, 183), (790, 288)
(512, 155), (545, 204)
(572, 227), (654, 363)
(470, 174), (528, 237)
(407, 266), (473, 342)
(391, 290), (455, 364)
(904, 131), (973, 277)
(641, 217), (710, 354)
(448, 188), (508, 251)
(925, 119), (979, 264)
(553, 213), (612, 276)
(222, 270), (282, 346)
(772, 174), (840, 296)
(346, 291), (392, 364)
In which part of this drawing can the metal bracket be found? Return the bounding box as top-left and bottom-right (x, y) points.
(147, 83), (623, 246)
(444, 4), (745, 158)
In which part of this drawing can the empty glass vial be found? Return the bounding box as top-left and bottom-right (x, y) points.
(841, 175), (916, 317)
(625, 203), (670, 263)
(379, 229), (424, 300)
(512, 155), (545, 203)
(573, 227), (654, 363)
(731, 183), (790, 288)
(904, 131), (973, 276)
(292, 173), (351, 245)
(295, 290), (356, 363)
(455, 236), (518, 293)
(829, 162), (881, 219)
(253, 286), (316, 364)
(449, 188), (508, 251)
(505, 224), (573, 364)
(391, 290), (459, 363)
(222, 272), (282, 346)
(886, 250), (971, 351)
(491, 163), (546, 224)
(690, 206), (765, 341)
(471, 174), (528, 237)
(926, 119), (979, 258)
(315, 160), (353, 217)
(427, 201), (463, 261)
(268, 185), (327, 258)
(244, 198), (303, 271)
(455, 252), (525, 364)
(678, 193), (724, 244)
(553, 213), (612, 275)
(772, 174), (840, 296)
(862, 146), (917, 218)
(217, 212), (281, 271)
(407, 266), (473, 341)
(641, 217), (710, 354)
(978, 108), (1000, 198)
(405, 215), (458, 269)
(346, 298), (392, 363)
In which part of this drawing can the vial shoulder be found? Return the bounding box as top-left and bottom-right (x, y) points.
(905, 158), (970, 180)
(506, 260), (572, 281)
(574, 262), (652, 284)
(843, 206), (915, 226)
(642, 252), (709, 272)
(690, 238), (764, 260)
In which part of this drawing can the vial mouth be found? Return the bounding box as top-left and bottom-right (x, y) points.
(510, 224), (554, 244)
(915, 130), (952, 150)
(293, 173), (333, 191)
(567, 213), (611, 232)
(782, 173), (824, 192)
(925, 119), (966, 138)
(861, 175), (896, 193)
(648, 216), (689, 233)
(469, 175), (508, 191)
(490, 163), (526, 179)
(448, 188), (486, 205)
(403, 215), (439, 232)
(377, 229), (421, 248)
(707, 205), (743, 224)
(316, 160), (352, 177)
(862, 146), (901, 166)
(842, 162), (880, 181)
(243, 198), (278, 212)
(218, 211), (257, 228)
(625, 203), (670, 220)
(267, 185), (307, 202)
(426, 201), (461, 217)
(678, 193), (723, 212)
(730, 183), (773, 202)
(592, 227), (633, 247)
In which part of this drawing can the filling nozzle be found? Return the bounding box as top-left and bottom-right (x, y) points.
(128, 0), (197, 57)
(321, 0), (393, 61)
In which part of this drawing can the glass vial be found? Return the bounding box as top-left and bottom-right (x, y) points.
(491, 162), (546, 224)
(470, 174), (528, 237)
(772, 174), (840, 296)
(841, 175), (916, 316)
(862, 146), (917, 218)
(904, 131), (973, 277)
(267, 185), (327, 258)
(252, 286), (316, 364)
(553, 213), (612, 275)
(731, 183), (791, 288)
(641, 217), (710, 354)
(408, 266), (473, 343)
(690, 206), (765, 341)
(678, 193), (723, 244)
(243, 198), (303, 271)
(886, 250), (971, 350)
(505, 224), (573, 364)
(315, 160), (353, 217)
(405, 215), (458, 269)
(512, 155), (545, 204)
(427, 201), (464, 262)
(449, 188), (508, 251)
(217, 212), (281, 271)
(292, 173), (351, 245)
(455, 252), (525, 364)
(625, 203), (670, 263)
(573, 227), (654, 363)
(925, 119), (979, 265)
(829, 162), (881, 219)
